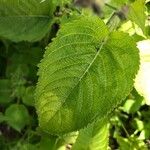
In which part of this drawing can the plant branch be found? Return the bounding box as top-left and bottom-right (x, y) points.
(105, 3), (117, 11)
(106, 5), (129, 32)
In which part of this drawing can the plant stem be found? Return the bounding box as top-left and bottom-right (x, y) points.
(106, 5), (129, 32)
(105, 3), (117, 11)
(106, 12), (121, 32)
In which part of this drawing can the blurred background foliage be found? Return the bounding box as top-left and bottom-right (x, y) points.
(0, 0), (150, 149)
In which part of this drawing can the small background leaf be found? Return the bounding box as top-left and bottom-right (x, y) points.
(22, 86), (35, 106)
(122, 89), (143, 113)
(5, 104), (30, 132)
(128, 0), (147, 35)
(0, 0), (53, 42)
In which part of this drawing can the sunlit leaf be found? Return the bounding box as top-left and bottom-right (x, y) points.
(35, 15), (139, 135)
(128, 0), (146, 34)
(72, 119), (109, 150)
(116, 134), (147, 150)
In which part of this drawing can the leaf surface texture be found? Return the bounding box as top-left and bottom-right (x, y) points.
(35, 16), (139, 135)
(0, 0), (52, 42)
(72, 119), (109, 150)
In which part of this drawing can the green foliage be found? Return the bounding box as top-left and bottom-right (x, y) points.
(108, 0), (128, 7)
(0, 0), (52, 42)
(36, 15), (139, 135)
(72, 119), (109, 150)
(22, 86), (35, 106)
(5, 104), (30, 132)
(115, 134), (147, 150)
(128, 0), (147, 35)
(0, 0), (149, 149)
(52, 0), (71, 7)
(110, 87), (150, 149)
(121, 89), (143, 113)
(37, 136), (57, 150)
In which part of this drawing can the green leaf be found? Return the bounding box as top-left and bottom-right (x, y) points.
(0, 0), (53, 42)
(22, 86), (35, 106)
(0, 79), (12, 104)
(52, 0), (71, 7)
(53, 132), (78, 149)
(132, 118), (144, 131)
(5, 104), (30, 132)
(122, 89), (143, 113)
(128, 0), (146, 35)
(108, 0), (128, 7)
(123, 99), (140, 114)
(116, 134), (148, 150)
(139, 128), (150, 140)
(35, 15), (139, 135)
(38, 136), (57, 150)
(72, 119), (109, 150)
(132, 34), (145, 42)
